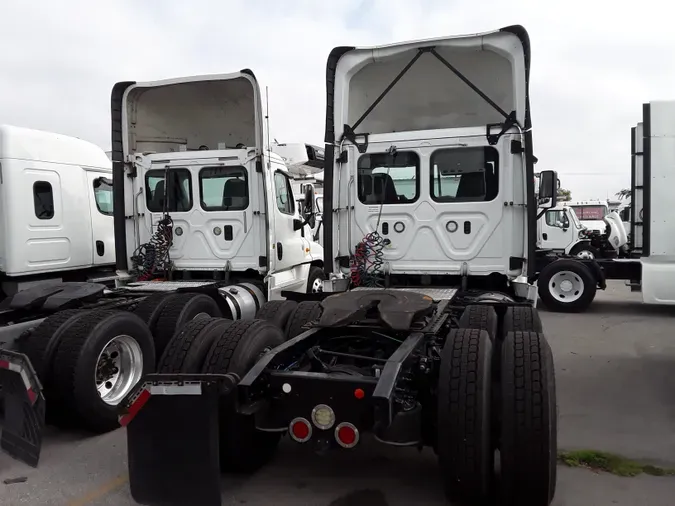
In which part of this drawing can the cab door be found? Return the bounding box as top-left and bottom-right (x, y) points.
(267, 164), (308, 274)
(85, 170), (116, 266)
(539, 209), (571, 251)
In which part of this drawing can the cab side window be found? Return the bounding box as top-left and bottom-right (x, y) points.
(33, 181), (54, 220)
(93, 177), (113, 216)
(545, 210), (569, 228)
(274, 171), (295, 215)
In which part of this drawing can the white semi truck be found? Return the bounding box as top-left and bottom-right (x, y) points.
(536, 100), (675, 312)
(97, 25), (559, 506)
(0, 125), (117, 298)
(0, 70), (326, 459)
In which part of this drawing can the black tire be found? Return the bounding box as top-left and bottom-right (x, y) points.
(157, 317), (233, 373)
(152, 293), (223, 359)
(569, 242), (600, 259)
(537, 259), (596, 313)
(202, 319), (285, 473)
(17, 309), (89, 381)
(256, 300), (298, 330)
(131, 293), (173, 331)
(285, 300), (322, 340)
(458, 305), (498, 341)
(51, 310), (156, 432)
(306, 266), (325, 293)
(437, 328), (493, 504)
(502, 306), (543, 335)
(500, 331), (557, 506)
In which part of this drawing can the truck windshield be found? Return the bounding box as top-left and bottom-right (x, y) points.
(566, 208), (582, 228)
(571, 205), (607, 220)
(93, 177), (113, 215)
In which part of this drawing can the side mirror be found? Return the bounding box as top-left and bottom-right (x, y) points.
(538, 170), (558, 208)
(293, 218), (303, 231)
(303, 184), (315, 215)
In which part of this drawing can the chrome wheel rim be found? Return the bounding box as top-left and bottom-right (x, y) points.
(575, 250), (595, 259)
(548, 271), (584, 303)
(311, 277), (323, 293)
(95, 335), (144, 406)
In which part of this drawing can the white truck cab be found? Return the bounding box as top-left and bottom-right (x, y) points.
(111, 71), (324, 300)
(538, 204), (628, 258)
(321, 26), (557, 299)
(0, 125), (115, 297)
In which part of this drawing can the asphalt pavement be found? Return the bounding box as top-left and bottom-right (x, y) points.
(1, 280), (674, 505)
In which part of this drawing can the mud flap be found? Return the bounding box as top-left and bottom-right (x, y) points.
(121, 373), (238, 506)
(0, 349), (46, 467)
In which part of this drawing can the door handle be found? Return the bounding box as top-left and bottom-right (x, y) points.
(277, 242), (283, 261)
(542, 233), (548, 240)
(96, 240), (104, 257)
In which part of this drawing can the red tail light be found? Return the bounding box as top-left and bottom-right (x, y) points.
(289, 417), (312, 443)
(335, 422), (359, 448)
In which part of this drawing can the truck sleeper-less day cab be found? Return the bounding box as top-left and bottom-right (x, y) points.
(0, 125), (116, 298)
(110, 26), (560, 506)
(536, 101), (675, 313)
(537, 203), (628, 259)
(0, 71), (326, 463)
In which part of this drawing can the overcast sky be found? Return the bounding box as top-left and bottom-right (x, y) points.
(2, 0), (673, 200)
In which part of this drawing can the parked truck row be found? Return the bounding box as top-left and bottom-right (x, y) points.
(2, 23), (638, 506)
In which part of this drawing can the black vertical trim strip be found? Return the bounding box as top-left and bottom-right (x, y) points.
(323, 46), (354, 274)
(500, 26), (535, 278)
(630, 126), (636, 251)
(324, 46), (355, 144)
(111, 81), (136, 271)
(323, 144), (335, 272)
(642, 103), (651, 257)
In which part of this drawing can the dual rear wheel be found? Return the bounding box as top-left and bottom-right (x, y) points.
(437, 305), (556, 506)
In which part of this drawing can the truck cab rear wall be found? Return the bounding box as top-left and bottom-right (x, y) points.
(322, 26), (538, 279)
(111, 71), (265, 272)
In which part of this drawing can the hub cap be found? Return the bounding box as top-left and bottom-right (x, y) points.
(311, 277), (323, 293)
(95, 335), (144, 406)
(548, 271), (584, 303)
(575, 250), (595, 259)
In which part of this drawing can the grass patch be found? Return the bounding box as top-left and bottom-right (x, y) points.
(558, 450), (675, 477)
